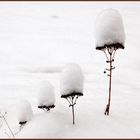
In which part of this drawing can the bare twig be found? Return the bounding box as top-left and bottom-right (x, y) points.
(0, 111), (15, 139)
(103, 50), (109, 61)
(66, 97), (72, 106)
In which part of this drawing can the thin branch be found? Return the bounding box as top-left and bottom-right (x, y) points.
(66, 97), (72, 107)
(112, 49), (116, 60)
(0, 111), (15, 139)
(73, 95), (78, 105)
(103, 50), (109, 61)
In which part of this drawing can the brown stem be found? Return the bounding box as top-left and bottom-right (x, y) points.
(107, 53), (112, 115)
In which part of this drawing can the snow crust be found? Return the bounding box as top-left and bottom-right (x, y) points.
(37, 81), (55, 107)
(95, 8), (125, 47)
(16, 99), (33, 123)
(60, 63), (84, 96)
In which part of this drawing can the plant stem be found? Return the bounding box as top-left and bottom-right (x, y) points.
(71, 97), (75, 125)
(107, 53), (112, 115)
(0, 112), (15, 138)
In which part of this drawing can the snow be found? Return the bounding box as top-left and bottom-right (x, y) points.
(95, 8), (125, 47)
(16, 111), (72, 138)
(16, 99), (33, 124)
(60, 63), (84, 97)
(0, 1), (140, 138)
(37, 81), (55, 107)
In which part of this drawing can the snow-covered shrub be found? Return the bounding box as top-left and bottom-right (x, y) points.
(60, 63), (84, 124)
(95, 8), (125, 50)
(37, 81), (55, 111)
(60, 63), (84, 98)
(16, 99), (33, 126)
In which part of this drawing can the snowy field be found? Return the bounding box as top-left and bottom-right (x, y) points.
(0, 1), (140, 138)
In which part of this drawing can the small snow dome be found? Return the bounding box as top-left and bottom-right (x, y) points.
(60, 63), (84, 98)
(95, 9), (125, 50)
(16, 99), (33, 125)
(37, 81), (55, 111)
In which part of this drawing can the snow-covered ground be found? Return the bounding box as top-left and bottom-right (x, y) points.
(0, 1), (140, 138)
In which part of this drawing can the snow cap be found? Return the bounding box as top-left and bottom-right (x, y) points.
(38, 81), (55, 107)
(60, 63), (84, 98)
(95, 8), (125, 49)
(16, 99), (33, 123)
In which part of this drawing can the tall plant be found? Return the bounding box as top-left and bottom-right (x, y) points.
(95, 9), (125, 115)
(60, 63), (84, 124)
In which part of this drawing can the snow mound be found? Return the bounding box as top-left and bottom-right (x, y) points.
(60, 63), (84, 97)
(16, 99), (33, 124)
(16, 112), (71, 138)
(95, 8), (125, 48)
(37, 81), (55, 107)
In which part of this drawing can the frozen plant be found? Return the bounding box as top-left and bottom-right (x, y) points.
(16, 99), (33, 126)
(37, 81), (55, 111)
(95, 9), (125, 115)
(60, 63), (84, 124)
(95, 8), (125, 48)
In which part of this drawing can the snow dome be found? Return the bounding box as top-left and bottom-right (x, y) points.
(95, 8), (125, 50)
(37, 81), (55, 111)
(16, 99), (33, 125)
(60, 63), (84, 98)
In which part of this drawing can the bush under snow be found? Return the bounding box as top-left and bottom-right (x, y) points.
(60, 63), (84, 98)
(37, 81), (55, 109)
(95, 8), (125, 47)
(16, 99), (33, 124)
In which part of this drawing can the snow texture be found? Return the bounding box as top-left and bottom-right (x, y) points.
(37, 81), (55, 107)
(0, 2), (140, 138)
(60, 63), (84, 97)
(95, 8), (125, 47)
(16, 99), (33, 123)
